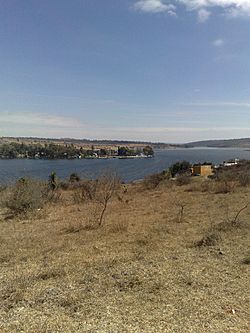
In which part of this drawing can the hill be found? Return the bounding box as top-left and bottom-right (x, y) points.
(187, 138), (250, 148)
(0, 136), (181, 149)
(2, 136), (250, 149)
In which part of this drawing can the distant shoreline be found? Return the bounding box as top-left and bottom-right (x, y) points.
(0, 155), (154, 161)
(1, 136), (250, 149)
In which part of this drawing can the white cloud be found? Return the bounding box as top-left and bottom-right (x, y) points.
(1, 110), (250, 142)
(212, 38), (225, 46)
(134, 0), (250, 21)
(0, 111), (85, 128)
(197, 8), (211, 22)
(0, 111), (88, 138)
(180, 102), (250, 107)
(134, 0), (176, 15)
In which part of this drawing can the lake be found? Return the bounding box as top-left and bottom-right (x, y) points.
(0, 148), (249, 184)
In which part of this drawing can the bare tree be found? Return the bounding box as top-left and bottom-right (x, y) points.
(173, 198), (188, 223)
(94, 172), (121, 226)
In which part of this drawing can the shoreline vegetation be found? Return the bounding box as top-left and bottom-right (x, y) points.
(0, 142), (154, 160)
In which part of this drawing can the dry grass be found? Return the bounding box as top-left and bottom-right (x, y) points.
(0, 178), (249, 332)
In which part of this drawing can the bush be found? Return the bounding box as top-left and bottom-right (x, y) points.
(73, 180), (97, 203)
(238, 173), (250, 187)
(6, 178), (48, 216)
(69, 173), (81, 183)
(213, 162), (250, 187)
(143, 170), (170, 189)
(195, 232), (220, 247)
(175, 174), (191, 186)
(169, 161), (191, 178)
(214, 180), (235, 194)
(48, 171), (59, 191)
(73, 172), (121, 226)
(81, 180), (98, 201)
(144, 173), (164, 189)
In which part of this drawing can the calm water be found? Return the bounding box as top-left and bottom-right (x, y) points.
(0, 148), (249, 184)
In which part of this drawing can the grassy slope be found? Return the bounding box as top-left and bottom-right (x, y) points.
(187, 138), (250, 148)
(0, 180), (249, 332)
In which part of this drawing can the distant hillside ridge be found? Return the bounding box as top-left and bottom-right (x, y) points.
(0, 137), (183, 149)
(187, 138), (250, 148)
(1, 136), (250, 148)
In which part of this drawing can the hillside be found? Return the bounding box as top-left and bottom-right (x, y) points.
(0, 137), (181, 150)
(0, 172), (249, 332)
(2, 136), (250, 149)
(187, 138), (250, 148)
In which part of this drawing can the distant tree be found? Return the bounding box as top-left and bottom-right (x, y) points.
(99, 148), (108, 157)
(143, 146), (154, 156)
(118, 146), (129, 156)
(86, 149), (95, 157)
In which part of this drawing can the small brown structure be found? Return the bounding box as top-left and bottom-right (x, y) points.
(192, 164), (213, 177)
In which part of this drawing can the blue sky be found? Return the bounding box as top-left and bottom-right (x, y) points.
(0, 0), (250, 143)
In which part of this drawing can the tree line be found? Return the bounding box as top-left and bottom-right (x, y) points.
(0, 142), (154, 159)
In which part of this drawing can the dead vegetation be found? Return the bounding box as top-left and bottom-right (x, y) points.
(1, 178), (49, 217)
(143, 170), (170, 189)
(0, 172), (249, 332)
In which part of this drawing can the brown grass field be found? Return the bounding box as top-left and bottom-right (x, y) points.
(0, 177), (249, 332)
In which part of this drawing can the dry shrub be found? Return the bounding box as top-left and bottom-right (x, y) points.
(69, 172), (81, 182)
(200, 180), (212, 192)
(217, 170), (236, 182)
(187, 180), (211, 193)
(72, 189), (83, 204)
(174, 200), (188, 223)
(58, 181), (69, 190)
(194, 232), (221, 247)
(73, 172), (121, 227)
(175, 174), (191, 186)
(81, 180), (98, 201)
(214, 162), (250, 187)
(5, 178), (48, 217)
(73, 180), (98, 204)
(195, 202), (248, 248)
(238, 173), (250, 187)
(35, 267), (66, 281)
(143, 172), (166, 190)
(187, 180), (213, 193)
(61, 173), (82, 191)
(47, 189), (62, 204)
(214, 180), (235, 194)
(109, 219), (128, 233)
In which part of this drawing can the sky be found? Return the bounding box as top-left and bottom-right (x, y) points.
(0, 0), (250, 143)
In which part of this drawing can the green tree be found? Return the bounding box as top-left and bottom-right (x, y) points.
(169, 161), (191, 177)
(69, 172), (81, 182)
(118, 146), (129, 156)
(49, 171), (59, 190)
(143, 146), (154, 156)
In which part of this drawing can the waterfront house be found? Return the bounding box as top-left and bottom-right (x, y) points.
(222, 159), (239, 167)
(192, 163), (214, 177)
